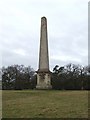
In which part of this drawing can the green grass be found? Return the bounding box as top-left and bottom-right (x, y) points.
(2, 90), (88, 118)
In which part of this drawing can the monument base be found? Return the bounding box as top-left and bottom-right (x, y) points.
(36, 85), (52, 90)
(36, 71), (52, 90)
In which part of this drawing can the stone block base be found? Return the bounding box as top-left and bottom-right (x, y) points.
(36, 72), (52, 90)
(36, 84), (52, 90)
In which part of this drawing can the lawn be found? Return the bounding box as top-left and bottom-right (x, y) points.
(2, 90), (88, 118)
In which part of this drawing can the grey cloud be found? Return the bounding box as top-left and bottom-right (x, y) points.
(0, 0), (88, 70)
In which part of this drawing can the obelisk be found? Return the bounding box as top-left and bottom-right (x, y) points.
(36, 17), (52, 89)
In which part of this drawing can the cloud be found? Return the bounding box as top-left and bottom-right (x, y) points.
(13, 49), (28, 56)
(51, 55), (82, 63)
(0, 0), (88, 70)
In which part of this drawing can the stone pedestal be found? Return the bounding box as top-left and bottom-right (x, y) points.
(36, 70), (52, 89)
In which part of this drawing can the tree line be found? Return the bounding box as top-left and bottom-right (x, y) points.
(1, 63), (90, 90)
(2, 65), (36, 90)
(51, 63), (90, 90)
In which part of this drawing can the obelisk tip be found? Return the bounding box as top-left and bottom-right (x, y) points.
(41, 16), (47, 19)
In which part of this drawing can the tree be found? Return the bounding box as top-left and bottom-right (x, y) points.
(51, 63), (89, 90)
(2, 65), (35, 90)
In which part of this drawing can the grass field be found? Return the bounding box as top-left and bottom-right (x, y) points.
(2, 90), (88, 118)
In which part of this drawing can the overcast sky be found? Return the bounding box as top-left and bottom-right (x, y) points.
(0, 0), (88, 71)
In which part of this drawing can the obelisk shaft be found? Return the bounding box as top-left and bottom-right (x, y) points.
(39, 17), (49, 71)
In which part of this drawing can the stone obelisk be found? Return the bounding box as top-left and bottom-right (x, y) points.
(36, 17), (52, 89)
